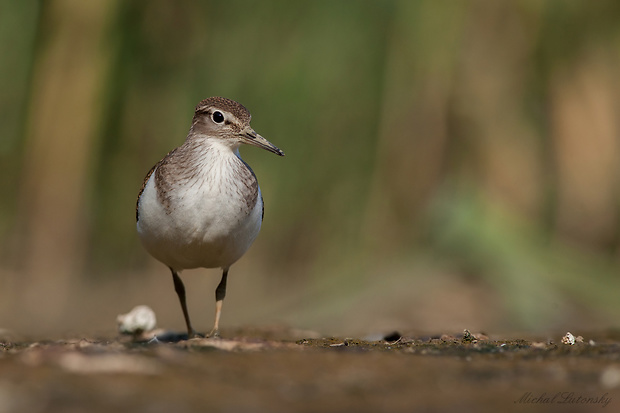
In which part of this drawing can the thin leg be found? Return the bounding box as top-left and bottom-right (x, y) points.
(209, 268), (229, 337)
(171, 268), (198, 338)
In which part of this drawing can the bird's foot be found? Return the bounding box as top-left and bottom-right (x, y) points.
(207, 328), (220, 338)
(187, 329), (204, 339)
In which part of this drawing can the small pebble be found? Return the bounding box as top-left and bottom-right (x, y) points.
(117, 305), (157, 334)
(383, 332), (401, 343)
(560, 332), (584, 345)
(561, 332), (575, 345)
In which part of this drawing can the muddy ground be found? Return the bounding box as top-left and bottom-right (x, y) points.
(1, 328), (619, 413)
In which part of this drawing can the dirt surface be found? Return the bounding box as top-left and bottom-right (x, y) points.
(1, 328), (619, 413)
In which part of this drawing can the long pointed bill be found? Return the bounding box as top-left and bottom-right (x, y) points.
(241, 128), (285, 156)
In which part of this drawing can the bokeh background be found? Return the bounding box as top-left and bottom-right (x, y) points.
(2, 0), (620, 338)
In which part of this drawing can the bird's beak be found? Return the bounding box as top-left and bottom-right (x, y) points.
(241, 128), (285, 156)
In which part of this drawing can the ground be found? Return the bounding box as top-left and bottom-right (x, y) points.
(1, 328), (619, 413)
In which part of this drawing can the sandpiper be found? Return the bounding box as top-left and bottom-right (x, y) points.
(136, 97), (284, 338)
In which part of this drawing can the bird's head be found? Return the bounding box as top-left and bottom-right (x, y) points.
(189, 96), (284, 156)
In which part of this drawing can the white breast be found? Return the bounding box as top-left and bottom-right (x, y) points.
(137, 145), (263, 271)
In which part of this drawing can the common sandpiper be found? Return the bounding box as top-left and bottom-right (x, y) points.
(136, 97), (284, 338)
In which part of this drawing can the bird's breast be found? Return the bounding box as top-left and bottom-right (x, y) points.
(137, 149), (263, 270)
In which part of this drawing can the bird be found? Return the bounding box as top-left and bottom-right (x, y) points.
(136, 96), (284, 338)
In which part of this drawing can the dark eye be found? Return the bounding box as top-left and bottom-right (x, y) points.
(212, 111), (224, 124)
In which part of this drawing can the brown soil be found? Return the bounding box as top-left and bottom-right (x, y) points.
(1, 328), (619, 413)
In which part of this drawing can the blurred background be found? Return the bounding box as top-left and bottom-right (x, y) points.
(2, 0), (620, 338)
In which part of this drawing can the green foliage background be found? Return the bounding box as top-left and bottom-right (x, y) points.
(2, 0), (620, 336)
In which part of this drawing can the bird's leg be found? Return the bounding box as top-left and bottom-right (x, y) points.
(171, 268), (199, 338)
(209, 268), (229, 338)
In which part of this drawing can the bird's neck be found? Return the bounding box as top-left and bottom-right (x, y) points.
(184, 134), (241, 160)
(157, 137), (251, 188)
(174, 136), (232, 167)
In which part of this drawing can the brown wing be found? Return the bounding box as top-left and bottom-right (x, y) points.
(136, 147), (179, 222)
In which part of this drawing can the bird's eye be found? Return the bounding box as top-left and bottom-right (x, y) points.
(212, 111), (224, 124)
